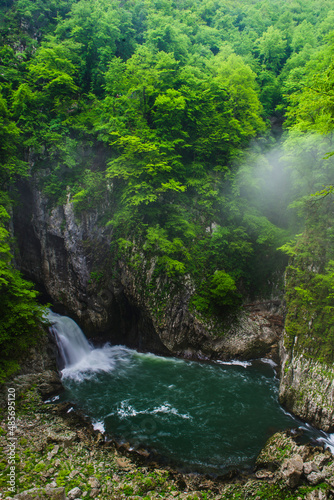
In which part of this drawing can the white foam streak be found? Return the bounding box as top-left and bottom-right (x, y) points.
(61, 345), (132, 382)
(316, 433), (334, 454)
(44, 395), (60, 404)
(152, 403), (192, 419)
(216, 360), (252, 368)
(260, 358), (278, 368)
(93, 421), (106, 434)
(108, 401), (192, 420)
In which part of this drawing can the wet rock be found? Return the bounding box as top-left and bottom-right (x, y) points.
(67, 488), (82, 500)
(137, 447), (150, 458)
(256, 431), (308, 470)
(37, 371), (63, 397)
(13, 487), (65, 500)
(280, 454), (303, 488)
(2, 370), (62, 406)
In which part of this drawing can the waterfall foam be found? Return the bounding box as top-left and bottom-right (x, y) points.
(47, 310), (131, 381)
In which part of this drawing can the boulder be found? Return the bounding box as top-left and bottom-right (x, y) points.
(256, 431), (309, 470)
(67, 487), (82, 500)
(304, 461), (320, 476)
(47, 430), (77, 447)
(305, 490), (328, 500)
(13, 487), (65, 500)
(280, 454), (304, 488)
(306, 471), (324, 485)
(87, 477), (100, 489)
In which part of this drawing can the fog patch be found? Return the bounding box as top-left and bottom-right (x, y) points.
(232, 132), (334, 233)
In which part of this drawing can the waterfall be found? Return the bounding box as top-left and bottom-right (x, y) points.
(47, 309), (131, 381)
(47, 310), (92, 368)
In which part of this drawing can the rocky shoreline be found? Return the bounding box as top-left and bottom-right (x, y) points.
(1, 365), (334, 500)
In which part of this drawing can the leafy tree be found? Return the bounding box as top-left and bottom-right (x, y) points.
(12, 0), (74, 36)
(0, 205), (46, 381)
(286, 35), (334, 134)
(143, 224), (189, 277)
(54, 0), (136, 94)
(0, 85), (28, 190)
(254, 26), (288, 74)
(28, 38), (81, 109)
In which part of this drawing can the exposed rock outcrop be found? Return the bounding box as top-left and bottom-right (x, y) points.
(0, 327), (61, 408)
(256, 430), (334, 492)
(279, 339), (334, 432)
(10, 487), (66, 500)
(13, 179), (282, 361)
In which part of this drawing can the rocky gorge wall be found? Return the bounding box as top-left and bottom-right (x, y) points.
(13, 179), (282, 362)
(13, 179), (334, 434)
(279, 338), (334, 433)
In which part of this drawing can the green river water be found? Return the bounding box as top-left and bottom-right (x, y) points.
(48, 310), (332, 475)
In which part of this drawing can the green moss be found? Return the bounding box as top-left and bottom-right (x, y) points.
(283, 201), (334, 365)
(34, 462), (46, 472)
(121, 484), (134, 495)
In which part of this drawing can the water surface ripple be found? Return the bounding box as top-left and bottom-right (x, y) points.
(48, 311), (333, 474)
(58, 345), (320, 474)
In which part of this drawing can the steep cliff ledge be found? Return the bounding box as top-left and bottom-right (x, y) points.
(279, 342), (334, 432)
(13, 180), (282, 362)
(278, 202), (334, 432)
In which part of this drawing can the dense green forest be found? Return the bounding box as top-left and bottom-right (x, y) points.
(1, 0), (334, 377)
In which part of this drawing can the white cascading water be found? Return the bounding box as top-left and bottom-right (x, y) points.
(47, 310), (92, 366)
(47, 309), (131, 382)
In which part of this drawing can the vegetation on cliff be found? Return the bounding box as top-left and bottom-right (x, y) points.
(282, 195), (334, 365)
(280, 39), (334, 365)
(1, 0), (334, 373)
(0, 204), (45, 381)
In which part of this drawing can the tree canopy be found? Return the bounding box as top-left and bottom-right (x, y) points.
(1, 0), (334, 371)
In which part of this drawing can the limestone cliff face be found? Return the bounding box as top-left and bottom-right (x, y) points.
(14, 181), (113, 334)
(279, 338), (334, 432)
(278, 229), (334, 433)
(14, 179), (282, 361)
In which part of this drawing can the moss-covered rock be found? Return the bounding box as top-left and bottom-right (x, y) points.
(279, 348), (334, 432)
